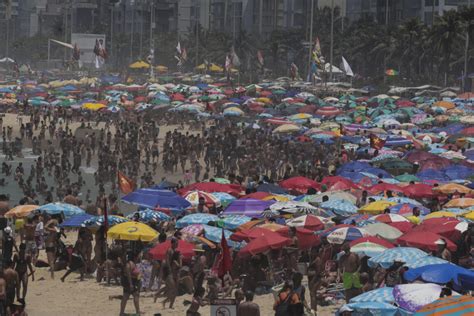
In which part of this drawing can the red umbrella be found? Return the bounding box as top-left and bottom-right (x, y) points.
(412, 218), (468, 242)
(322, 176), (360, 191)
(178, 182), (242, 197)
(329, 181), (361, 191)
(238, 233), (291, 257)
(372, 213), (410, 224)
(315, 106), (342, 116)
(298, 105), (316, 114)
(259, 90), (272, 97)
(397, 231), (457, 252)
(403, 183), (435, 198)
(387, 222), (414, 233)
(241, 191), (271, 200)
(285, 215), (326, 231)
(149, 239), (195, 261)
(461, 127), (474, 136)
(230, 227), (274, 242)
(395, 100), (415, 107)
(279, 176), (321, 194)
(265, 118), (290, 125)
(171, 93), (185, 101)
(368, 183), (405, 195)
(276, 227), (321, 250)
(349, 236), (395, 249)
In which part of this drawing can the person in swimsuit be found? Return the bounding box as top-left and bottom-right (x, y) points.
(3, 261), (20, 315)
(119, 252), (141, 316)
(44, 220), (59, 279)
(12, 243), (34, 302)
(60, 239), (86, 282)
(186, 286), (207, 316)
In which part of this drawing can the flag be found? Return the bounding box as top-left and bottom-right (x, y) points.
(181, 48), (187, 61)
(231, 47), (240, 67)
(225, 54), (232, 71)
(290, 62), (299, 80)
(118, 171), (135, 194)
(370, 134), (386, 150)
(385, 69), (399, 76)
(341, 56), (354, 77)
(257, 50), (264, 66)
(211, 230), (232, 278)
(176, 42), (181, 55)
(94, 39), (107, 69)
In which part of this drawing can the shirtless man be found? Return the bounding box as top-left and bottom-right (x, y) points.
(22, 218), (37, 264)
(0, 268), (6, 315)
(13, 243), (34, 301)
(338, 243), (362, 302)
(4, 262), (20, 314)
(44, 221), (59, 279)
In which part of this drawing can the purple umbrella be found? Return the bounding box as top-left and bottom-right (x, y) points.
(222, 199), (275, 218)
(393, 283), (459, 313)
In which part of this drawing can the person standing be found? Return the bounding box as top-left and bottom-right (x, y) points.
(338, 243), (362, 302)
(119, 252), (141, 316)
(2, 227), (18, 267)
(12, 243), (34, 302)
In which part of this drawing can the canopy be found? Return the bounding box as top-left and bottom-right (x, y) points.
(107, 221), (158, 241)
(5, 205), (38, 218)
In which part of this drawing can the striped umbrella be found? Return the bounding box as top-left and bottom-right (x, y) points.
(322, 225), (369, 244)
(269, 201), (319, 214)
(371, 213), (410, 224)
(394, 283), (458, 313)
(368, 247), (428, 269)
(180, 224), (204, 236)
(415, 295), (474, 315)
(126, 209), (171, 223)
(176, 213), (219, 228)
(183, 190), (221, 207)
(320, 199), (358, 216)
(210, 192), (236, 207)
(349, 287), (394, 304)
(218, 215), (252, 230)
(350, 236), (394, 257)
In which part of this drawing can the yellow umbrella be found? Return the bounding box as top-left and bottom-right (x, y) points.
(434, 100), (455, 109)
(107, 221), (158, 241)
(462, 211), (474, 221)
(262, 195), (290, 202)
(256, 97), (271, 103)
(359, 201), (397, 215)
(155, 65), (168, 73)
(444, 198), (474, 208)
(195, 63), (206, 70)
(433, 183), (473, 195)
(129, 61), (150, 69)
(424, 211), (457, 220)
(272, 124), (300, 134)
(209, 63), (224, 72)
(83, 103), (106, 111)
(5, 205), (38, 219)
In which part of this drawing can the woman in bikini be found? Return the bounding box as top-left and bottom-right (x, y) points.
(13, 243), (34, 302)
(44, 220), (58, 279)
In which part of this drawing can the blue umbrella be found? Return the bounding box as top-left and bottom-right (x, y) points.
(340, 302), (401, 316)
(404, 256), (449, 269)
(60, 214), (93, 228)
(176, 213), (219, 229)
(82, 215), (129, 228)
(211, 192), (237, 207)
(201, 225), (242, 249)
(442, 165), (474, 180)
(257, 183), (288, 194)
(350, 287), (394, 304)
(37, 202), (85, 217)
(320, 199), (358, 216)
(416, 169), (450, 182)
(404, 263), (474, 286)
(122, 188), (191, 210)
(218, 215), (252, 230)
(368, 247), (428, 269)
(126, 209), (171, 223)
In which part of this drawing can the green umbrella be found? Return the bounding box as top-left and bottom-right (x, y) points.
(198, 95), (211, 102)
(213, 178), (230, 184)
(395, 173), (419, 183)
(273, 89), (286, 95)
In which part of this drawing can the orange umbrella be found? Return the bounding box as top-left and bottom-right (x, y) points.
(434, 100), (455, 109)
(433, 183), (473, 195)
(258, 223), (286, 232)
(236, 219), (264, 231)
(444, 198), (474, 208)
(5, 205), (38, 218)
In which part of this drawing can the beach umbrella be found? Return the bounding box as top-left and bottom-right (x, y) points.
(217, 215), (252, 230)
(395, 173), (420, 183)
(368, 247), (428, 268)
(262, 194), (292, 202)
(272, 123), (301, 134)
(349, 287), (395, 304)
(231, 227), (274, 242)
(82, 102), (106, 111)
(371, 213), (410, 224)
(210, 192), (236, 207)
(222, 199), (274, 217)
(107, 221), (158, 241)
(179, 182), (242, 196)
(389, 203), (430, 216)
(129, 60), (150, 69)
(180, 224), (205, 237)
(433, 183), (473, 194)
(424, 211), (458, 219)
(304, 191), (357, 204)
(149, 239), (195, 261)
(405, 256), (449, 269)
(122, 188), (192, 210)
(126, 209), (170, 223)
(176, 213), (219, 228)
(60, 214), (94, 228)
(394, 283), (457, 313)
(213, 178), (231, 184)
(256, 183), (288, 194)
(404, 263), (474, 286)
(320, 199), (358, 216)
(412, 218), (468, 241)
(238, 232), (291, 257)
(5, 204), (38, 218)
(37, 202), (85, 217)
(364, 223), (403, 242)
(368, 183), (405, 195)
(359, 201), (397, 215)
(415, 295), (474, 316)
(322, 225), (369, 244)
(269, 201), (319, 214)
(402, 184), (436, 199)
(444, 198), (474, 208)
(82, 215), (129, 228)
(286, 215), (328, 231)
(182, 190), (221, 207)
(340, 302), (401, 316)
(223, 106), (244, 116)
(201, 225), (240, 248)
(397, 231), (457, 252)
(350, 236), (395, 257)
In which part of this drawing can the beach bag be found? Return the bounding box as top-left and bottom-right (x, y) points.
(275, 292), (292, 316)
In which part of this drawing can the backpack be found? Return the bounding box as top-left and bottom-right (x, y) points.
(275, 292), (292, 316)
